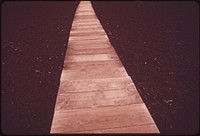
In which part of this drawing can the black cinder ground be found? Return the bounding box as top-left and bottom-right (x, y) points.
(2, 1), (79, 134)
(92, 1), (199, 135)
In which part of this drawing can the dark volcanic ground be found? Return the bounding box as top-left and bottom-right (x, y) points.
(92, 1), (199, 135)
(1, 1), (199, 135)
(2, 1), (79, 134)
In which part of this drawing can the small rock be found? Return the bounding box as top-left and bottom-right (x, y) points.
(164, 99), (173, 103)
(35, 70), (40, 73)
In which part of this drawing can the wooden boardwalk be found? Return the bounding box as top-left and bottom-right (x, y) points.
(50, 1), (159, 134)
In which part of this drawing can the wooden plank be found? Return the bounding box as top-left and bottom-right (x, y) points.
(71, 26), (103, 31)
(72, 22), (100, 26)
(70, 29), (105, 35)
(67, 44), (111, 50)
(72, 25), (102, 28)
(68, 38), (109, 44)
(71, 27), (101, 30)
(73, 20), (100, 25)
(77, 124), (160, 133)
(69, 35), (108, 41)
(58, 76), (137, 92)
(77, 9), (93, 11)
(70, 31), (105, 36)
(70, 29), (104, 35)
(55, 88), (143, 110)
(63, 60), (123, 70)
(68, 39), (111, 45)
(78, 5), (92, 7)
(77, 9), (94, 12)
(76, 9), (96, 12)
(72, 25), (102, 29)
(60, 67), (129, 80)
(74, 12), (96, 19)
(68, 39), (112, 45)
(72, 24), (101, 28)
(66, 47), (115, 55)
(65, 54), (119, 62)
(73, 17), (99, 22)
(50, 103), (156, 133)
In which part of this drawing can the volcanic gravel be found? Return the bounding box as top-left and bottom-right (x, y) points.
(2, 1), (79, 134)
(92, 1), (199, 135)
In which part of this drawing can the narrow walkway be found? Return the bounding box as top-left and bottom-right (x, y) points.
(50, 1), (159, 133)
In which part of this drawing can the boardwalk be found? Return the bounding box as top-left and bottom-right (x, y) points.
(50, 1), (159, 133)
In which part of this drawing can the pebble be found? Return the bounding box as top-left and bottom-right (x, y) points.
(35, 70), (40, 73)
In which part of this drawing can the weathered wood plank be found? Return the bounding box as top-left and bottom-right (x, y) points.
(74, 12), (96, 19)
(66, 47), (115, 55)
(55, 88), (143, 110)
(67, 44), (111, 50)
(73, 20), (100, 25)
(70, 31), (105, 37)
(73, 17), (99, 22)
(69, 35), (108, 41)
(65, 54), (119, 62)
(68, 39), (109, 45)
(50, 103), (155, 133)
(68, 39), (111, 45)
(60, 67), (128, 80)
(70, 29), (105, 36)
(72, 22), (100, 26)
(71, 26), (103, 31)
(58, 76), (137, 93)
(77, 124), (160, 133)
(72, 25), (103, 30)
(63, 60), (123, 70)
(77, 7), (94, 10)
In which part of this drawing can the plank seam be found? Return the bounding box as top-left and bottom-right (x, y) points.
(57, 88), (137, 94)
(52, 123), (157, 133)
(55, 103), (146, 112)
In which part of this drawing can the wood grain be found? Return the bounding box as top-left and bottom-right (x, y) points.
(60, 67), (128, 80)
(65, 54), (119, 62)
(51, 103), (157, 133)
(77, 124), (160, 133)
(66, 48), (115, 55)
(50, 1), (159, 134)
(58, 76), (138, 92)
(63, 60), (123, 70)
(54, 88), (143, 110)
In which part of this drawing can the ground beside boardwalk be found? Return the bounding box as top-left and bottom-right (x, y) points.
(92, 1), (199, 134)
(2, 1), (79, 134)
(1, 1), (199, 135)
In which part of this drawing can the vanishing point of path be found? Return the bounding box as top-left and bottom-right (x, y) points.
(50, 1), (159, 133)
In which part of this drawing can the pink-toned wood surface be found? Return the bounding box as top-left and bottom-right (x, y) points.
(50, 1), (159, 134)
